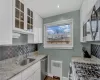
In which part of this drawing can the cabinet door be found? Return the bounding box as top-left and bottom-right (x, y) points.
(26, 75), (34, 80)
(14, 0), (25, 30)
(9, 73), (21, 80)
(34, 69), (41, 80)
(22, 66), (33, 80)
(0, 0), (12, 45)
(28, 34), (34, 43)
(38, 28), (42, 43)
(26, 8), (33, 31)
(33, 27), (39, 43)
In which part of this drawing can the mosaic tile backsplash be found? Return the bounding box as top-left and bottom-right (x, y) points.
(91, 44), (100, 59)
(0, 44), (37, 61)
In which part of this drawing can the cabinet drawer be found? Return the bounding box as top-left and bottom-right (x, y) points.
(22, 61), (40, 80)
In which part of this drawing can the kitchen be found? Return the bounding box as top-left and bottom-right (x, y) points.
(0, 0), (100, 80)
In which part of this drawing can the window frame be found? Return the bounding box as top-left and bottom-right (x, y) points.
(44, 19), (74, 49)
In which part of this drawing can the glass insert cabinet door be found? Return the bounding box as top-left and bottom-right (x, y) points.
(15, 0), (24, 29)
(27, 8), (33, 32)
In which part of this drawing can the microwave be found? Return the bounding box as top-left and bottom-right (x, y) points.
(83, 0), (100, 41)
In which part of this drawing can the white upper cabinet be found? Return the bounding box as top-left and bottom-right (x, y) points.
(0, 0), (32, 45)
(0, 0), (43, 45)
(38, 28), (43, 43)
(80, 0), (98, 42)
(0, 0), (13, 45)
(13, 0), (25, 31)
(33, 27), (39, 43)
(28, 11), (43, 44)
(13, 0), (34, 34)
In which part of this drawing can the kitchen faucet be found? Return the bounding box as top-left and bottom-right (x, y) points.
(24, 52), (30, 59)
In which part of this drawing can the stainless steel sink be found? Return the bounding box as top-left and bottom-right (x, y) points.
(20, 58), (35, 66)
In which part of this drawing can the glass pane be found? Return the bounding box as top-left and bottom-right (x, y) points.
(31, 18), (33, 24)
(15, 19), (19, 28)
(27, 8), (30, 16)
(15, 9), (19, 18)
(15, 0), (20, 9)
(27, 16), (30, 23)
(31, 11), (33, 17)
(21, 3), (24, 12)
(27, 24), (30, 30)
(20, 21), (24, 29)
(20, 12), (24, 21)
(31, 25), (33, 30)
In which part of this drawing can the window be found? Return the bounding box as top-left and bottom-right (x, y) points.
(44, 19), (73, 49)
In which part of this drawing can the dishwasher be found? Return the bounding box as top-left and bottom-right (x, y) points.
(41, 56), (48, 80)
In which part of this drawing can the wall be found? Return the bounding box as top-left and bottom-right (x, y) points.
(38, 10), (82, 77)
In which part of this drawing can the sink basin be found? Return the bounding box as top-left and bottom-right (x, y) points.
(20, 58), (35, 66)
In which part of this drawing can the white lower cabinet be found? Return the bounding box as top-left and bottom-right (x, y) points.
(27, 68), (41, 80)
(9, 73), (21, 80)
(22, 65), (33, 80)
(26, 75), (34, 80)
(9, 61), (41, 80)
(34, 68), (41, 80)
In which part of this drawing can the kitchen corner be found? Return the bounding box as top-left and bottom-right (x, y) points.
(0, 0), (100, 80)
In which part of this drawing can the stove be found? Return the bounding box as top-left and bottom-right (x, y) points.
(73, 62), (100, 80)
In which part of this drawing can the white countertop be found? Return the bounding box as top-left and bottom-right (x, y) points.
(0, 52), (47, 80)
(72, 56), (100, 64)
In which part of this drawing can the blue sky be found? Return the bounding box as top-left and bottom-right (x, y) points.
(47, 25), (70, 34)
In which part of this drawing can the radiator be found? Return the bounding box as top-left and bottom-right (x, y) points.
(51, 60), (62, 79)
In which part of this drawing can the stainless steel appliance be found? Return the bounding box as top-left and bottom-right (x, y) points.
(41, 56), (48, 80)
(84, 0), (100, 41)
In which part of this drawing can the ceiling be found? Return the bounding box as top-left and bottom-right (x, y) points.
(25, 0), (83, 18)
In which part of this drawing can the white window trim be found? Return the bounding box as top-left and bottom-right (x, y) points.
(44, 19), (74, 49)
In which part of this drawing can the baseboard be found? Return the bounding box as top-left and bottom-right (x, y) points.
(62, 77), (68, 80)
